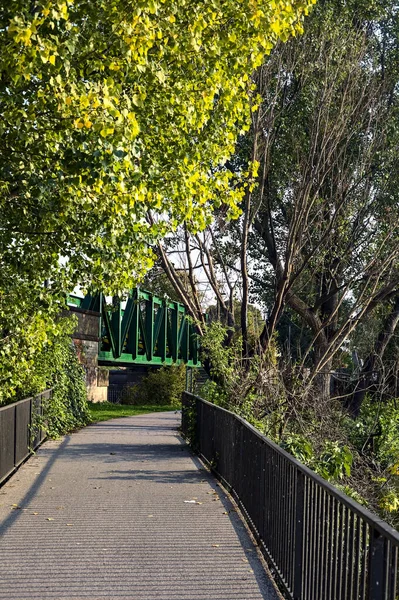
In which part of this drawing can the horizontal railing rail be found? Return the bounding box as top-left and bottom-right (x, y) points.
(182, 392), (399, 600)
(0, 390), (50, 485)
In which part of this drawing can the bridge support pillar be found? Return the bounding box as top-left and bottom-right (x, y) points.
(67, 305), (108, 403)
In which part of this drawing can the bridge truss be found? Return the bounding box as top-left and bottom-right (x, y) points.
(68, 289), (201, 367)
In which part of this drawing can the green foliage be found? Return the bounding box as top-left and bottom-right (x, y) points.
(281, 434), (314, 464)
(282, 434), (355, 483)
(0, 0), (315, 298)
(0, 313), (74, 405)
(0, 313), (90, 436)
(315, 442), (353, 481)
(20, 318), (91, 437)
(379, 490), (399, 513)
(0, 0), (315, 413)
(201, 379), (229, 408)
(200, 321), (244, 392)
(198, 320), (399, 524)
(200, 323), (268, 424)
(345, 397), (399, 468)
(122, 364), (186, 408)
(45, 343), (90, 437)
(335, 484), (367, 506)
(200, 322), (288, 439)
(344, 396), (399, 521)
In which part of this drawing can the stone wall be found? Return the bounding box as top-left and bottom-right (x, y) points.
(66, 306), (108, 403)
(67, 308), (100, 341)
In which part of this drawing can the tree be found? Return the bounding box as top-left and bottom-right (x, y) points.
(1, 0), (315, 294)
(248, 0), (399, 400)
(0, 0), (315, 402)
(154, 0), (399, 521)
(156, 0), (399, 409)
(350, 295), (399, 415)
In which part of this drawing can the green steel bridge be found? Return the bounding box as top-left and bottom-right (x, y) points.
(68, 288), (201, 367)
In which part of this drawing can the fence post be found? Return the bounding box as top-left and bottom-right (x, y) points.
(294, 470), (305, 599)
(369, 528), (386, 600)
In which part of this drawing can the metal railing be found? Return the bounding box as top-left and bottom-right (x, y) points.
(182, 392), (399, 600)
(0, 390), (50, 485)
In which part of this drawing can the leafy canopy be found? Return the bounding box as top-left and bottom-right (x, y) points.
(1, 0), (315, 295)
(0, 0), (314, 403)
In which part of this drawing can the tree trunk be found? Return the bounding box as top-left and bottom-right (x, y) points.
(348, 295), (399, 417)
(314, 339), (333, 400)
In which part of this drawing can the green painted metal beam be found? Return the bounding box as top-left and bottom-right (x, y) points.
(68, 288), (201, 367)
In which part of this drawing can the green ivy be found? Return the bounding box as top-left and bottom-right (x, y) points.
(20, 316), (91, 437)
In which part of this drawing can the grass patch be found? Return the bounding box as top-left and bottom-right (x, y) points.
(88, 401), (177, 424)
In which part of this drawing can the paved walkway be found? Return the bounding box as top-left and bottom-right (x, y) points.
(0, 412), (278, 600)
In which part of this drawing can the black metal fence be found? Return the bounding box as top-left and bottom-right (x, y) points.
(182, 392), (399, 600)
(0, 390), (50, 485)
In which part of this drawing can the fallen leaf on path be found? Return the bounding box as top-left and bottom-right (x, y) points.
(46, 518), (54, 521)
(212, 544), (220, 548)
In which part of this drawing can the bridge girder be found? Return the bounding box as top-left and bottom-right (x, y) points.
(68, 289), (200, 367)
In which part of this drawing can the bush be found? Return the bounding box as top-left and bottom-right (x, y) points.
(20, 316), (91, 437)
(121, 364), (186, 408)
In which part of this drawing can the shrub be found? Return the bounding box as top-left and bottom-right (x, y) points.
(122, 363), (186, 408)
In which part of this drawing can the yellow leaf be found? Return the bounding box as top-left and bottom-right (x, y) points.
(388, 462), (399, 476)
(49, 55), (56, 66)
(270, 21), (280, 34)
(100, 127), (114, 137)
